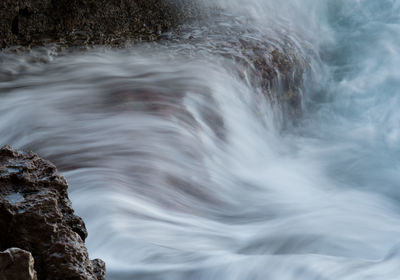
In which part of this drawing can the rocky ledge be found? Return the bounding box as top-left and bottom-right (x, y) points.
(0, 145), (105, 280)
(0, 0), (202, 48)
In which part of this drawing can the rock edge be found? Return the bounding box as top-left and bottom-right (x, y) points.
(0, 0), (202, 48)
(0, 145), (105, 280)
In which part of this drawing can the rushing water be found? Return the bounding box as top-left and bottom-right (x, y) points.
(1, 0), (400, 279)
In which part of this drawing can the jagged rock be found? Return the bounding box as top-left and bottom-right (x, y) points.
(0, 145), (105, 280)
(91, 259), (106, 280)
(0, 248), (37, 280)
(0, 0), (202, 48)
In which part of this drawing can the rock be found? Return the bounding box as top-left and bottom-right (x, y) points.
(91, 259), (106, 280)
(0, 145), (105, 280)
(0, 248), (37, 280)
(0, 0), (202, 48)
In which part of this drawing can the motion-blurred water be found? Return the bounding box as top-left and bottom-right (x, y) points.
(1, 0), (400, 279)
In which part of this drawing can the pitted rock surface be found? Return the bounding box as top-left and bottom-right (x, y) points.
(0, 0), (202, 48)
(0, 145), (105, 280)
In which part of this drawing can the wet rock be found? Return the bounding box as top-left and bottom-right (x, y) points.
(0, 0), (202, 48)
(0, 145), (105, 279)
(163, 14), (309, 121)
(0, 248), (37, 280)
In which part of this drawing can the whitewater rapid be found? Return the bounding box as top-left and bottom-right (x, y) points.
(1, 0), (400, 279)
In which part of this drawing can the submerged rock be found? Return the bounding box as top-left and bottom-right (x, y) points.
(0, 0), (202, 48)
(162, 14), (309, 121)
(0, 248), (37, 280)
(0, 145), (105, 279)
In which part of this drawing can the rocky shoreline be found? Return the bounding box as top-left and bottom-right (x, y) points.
(0, 146), (105, 280)
(0, 0), (307, 119)
(0, 3), (310, 279)
(0, 0), (203, 48)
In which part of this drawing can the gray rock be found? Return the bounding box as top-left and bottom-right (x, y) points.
(0, 145), (105, 279)
(0, 248), (37, 280)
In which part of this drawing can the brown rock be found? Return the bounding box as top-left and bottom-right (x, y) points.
(0, 145), (105, 279)
(91, 259), (106, 280)
(0, 248), (37, 280)
(0, 0), (202, 48)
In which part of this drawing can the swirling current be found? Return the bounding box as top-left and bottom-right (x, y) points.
(1, 0), (400, 279)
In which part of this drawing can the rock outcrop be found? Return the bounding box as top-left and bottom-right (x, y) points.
(0, 0), (201, 48)
(0, 145), (105, 280)
(0, 248), (37, 280)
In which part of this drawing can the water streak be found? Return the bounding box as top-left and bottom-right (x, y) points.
(1, 1), (400, 279)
